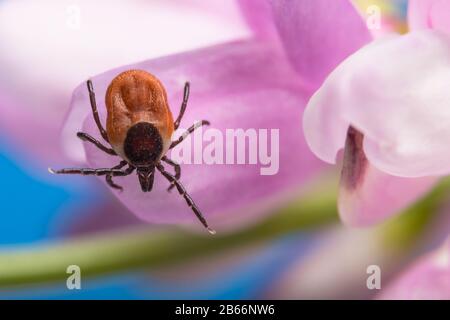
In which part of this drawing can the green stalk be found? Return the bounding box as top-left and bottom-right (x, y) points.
(0, 176), (449, 288)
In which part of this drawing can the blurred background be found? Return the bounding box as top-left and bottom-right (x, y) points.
(0, 0), (446, 300)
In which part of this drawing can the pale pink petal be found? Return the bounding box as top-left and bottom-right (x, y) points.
(303, 30), (450, 225)
(59, 40), (323, 230)
(379, 238), (450, 300)
(270, 0), (371, 89)
(0, 0), (248, 163)
(338, 128), (438, 226)
(304, 30), (450, 178)
(409, 0), (450, 34)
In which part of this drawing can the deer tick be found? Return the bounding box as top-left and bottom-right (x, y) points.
(49, 70), (214, 234)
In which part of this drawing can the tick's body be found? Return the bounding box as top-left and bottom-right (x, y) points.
(106, 71), (174, 163)
(50, 70), (213, 233)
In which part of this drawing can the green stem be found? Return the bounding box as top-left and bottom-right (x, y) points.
(1, 176), (449, 288)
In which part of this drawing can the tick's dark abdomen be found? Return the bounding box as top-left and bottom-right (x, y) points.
(124, 122), (163, 166)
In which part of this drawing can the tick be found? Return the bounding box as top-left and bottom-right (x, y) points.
(49, 70), (214, 234)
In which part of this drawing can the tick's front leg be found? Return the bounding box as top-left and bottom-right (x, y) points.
(173, 82), (190, 130)
(170, 120), (210, 149)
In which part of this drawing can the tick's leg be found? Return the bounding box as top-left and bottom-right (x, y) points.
(87, 80), (109, 142)
(173, 82), (190, 130)
(156, 163), (215, 234)
(161, 156), (180, 192)
(49, 166), (133, 177)
(106, 160), (128, 190)
(77, 132), (117, 155)
(170, 120), (210, 149)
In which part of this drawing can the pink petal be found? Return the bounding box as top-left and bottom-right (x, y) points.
(409, 0), (450, 34)
(338, 128), (438, 226)
(0, 0), (248, 163)
(270, 0), (371, 90)
(60, 40), (323, 230)
(304, 30), (450, 178)
(408, 0), (434, 30)
(379, 238), (450, 300)
(237, 0), (278, 39)
(238, 0), (372, 88)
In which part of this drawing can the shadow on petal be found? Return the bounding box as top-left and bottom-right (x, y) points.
(339, 127), (438, 226)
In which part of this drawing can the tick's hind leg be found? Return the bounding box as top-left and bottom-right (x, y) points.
(87, 80), (109, 143)
(156, 163), (215, 234)
(77, 132), (116, 155)
(170, 120), (210, 149)
(106, 161), (129, 191)
(161, 156), (180, 192)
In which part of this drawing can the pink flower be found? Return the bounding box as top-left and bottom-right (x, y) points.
(378, 238), (449, 300)
(54, 0), (370, 231)
(303, 1), (450, 226)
